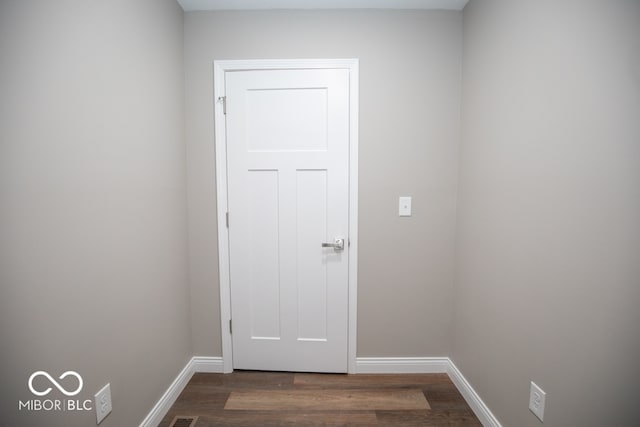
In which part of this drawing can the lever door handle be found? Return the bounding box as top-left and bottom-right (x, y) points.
(321, 238), (345, 251)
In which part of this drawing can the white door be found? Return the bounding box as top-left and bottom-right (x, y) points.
(225, 68), (350, 373)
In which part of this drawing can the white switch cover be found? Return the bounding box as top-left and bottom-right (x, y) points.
(94, 383), (112, 425)
(399, 196), (412, 217)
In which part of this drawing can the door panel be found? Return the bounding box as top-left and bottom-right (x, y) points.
(296, 169), (328, 341)
(246, 88), (328, 152)
(247, 170), (280, 340)
(226, 69), (349, 373)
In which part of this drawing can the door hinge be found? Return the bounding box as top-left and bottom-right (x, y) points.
(229, 319), (232, 334)
(225, 212), (229, 228)
(219, 96), (226, 115)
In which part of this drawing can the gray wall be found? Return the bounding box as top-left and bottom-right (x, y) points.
(453, 1), (640, 426)
(0, 1), (191, 426)
(184, 10), (463, 357)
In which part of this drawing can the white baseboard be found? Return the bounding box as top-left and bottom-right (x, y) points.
(192, 356), (225, 373)
(138, 358), (195, 427)
(446, 359), (502, 427)
(355, 357), (449, 374)
(140, 356), (499, 427)
(138, 356), (224, 427)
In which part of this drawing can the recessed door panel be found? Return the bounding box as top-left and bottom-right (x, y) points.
(296, 169), (328, 342)
(246, 88), (328, 152)
(247, 170), (281, 340)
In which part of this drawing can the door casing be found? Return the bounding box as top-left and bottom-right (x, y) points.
(213, 59), (359, 373)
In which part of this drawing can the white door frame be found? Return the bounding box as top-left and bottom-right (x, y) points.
(213, 59), (359, 373)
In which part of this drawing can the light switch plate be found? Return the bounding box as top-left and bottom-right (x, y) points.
(399, 196), (412, 216)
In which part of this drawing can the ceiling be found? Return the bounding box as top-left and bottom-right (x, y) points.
(177, 0), (469, 11)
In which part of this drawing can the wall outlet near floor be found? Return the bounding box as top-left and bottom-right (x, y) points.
(529, 381), (546, 422)
(94, 383), (112, 425)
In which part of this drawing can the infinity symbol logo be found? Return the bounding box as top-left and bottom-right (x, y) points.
(28, 371), (83, 397)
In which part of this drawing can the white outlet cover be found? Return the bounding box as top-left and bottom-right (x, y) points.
(529, 381), (546, 422)
(94, 383), (113, 425)
(399, 196), (412, 216)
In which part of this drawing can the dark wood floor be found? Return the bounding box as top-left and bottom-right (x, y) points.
(159, 371), (482, 426)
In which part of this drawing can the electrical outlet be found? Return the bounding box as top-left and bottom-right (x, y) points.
(529, 381), (546, 422)
(94, 383), (112, 425)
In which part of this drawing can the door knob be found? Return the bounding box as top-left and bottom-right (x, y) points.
(321, 238), (345, 251)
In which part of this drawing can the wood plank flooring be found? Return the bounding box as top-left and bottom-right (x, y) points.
(224, 389), (429, 411)
(158, 371), (482, 427)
